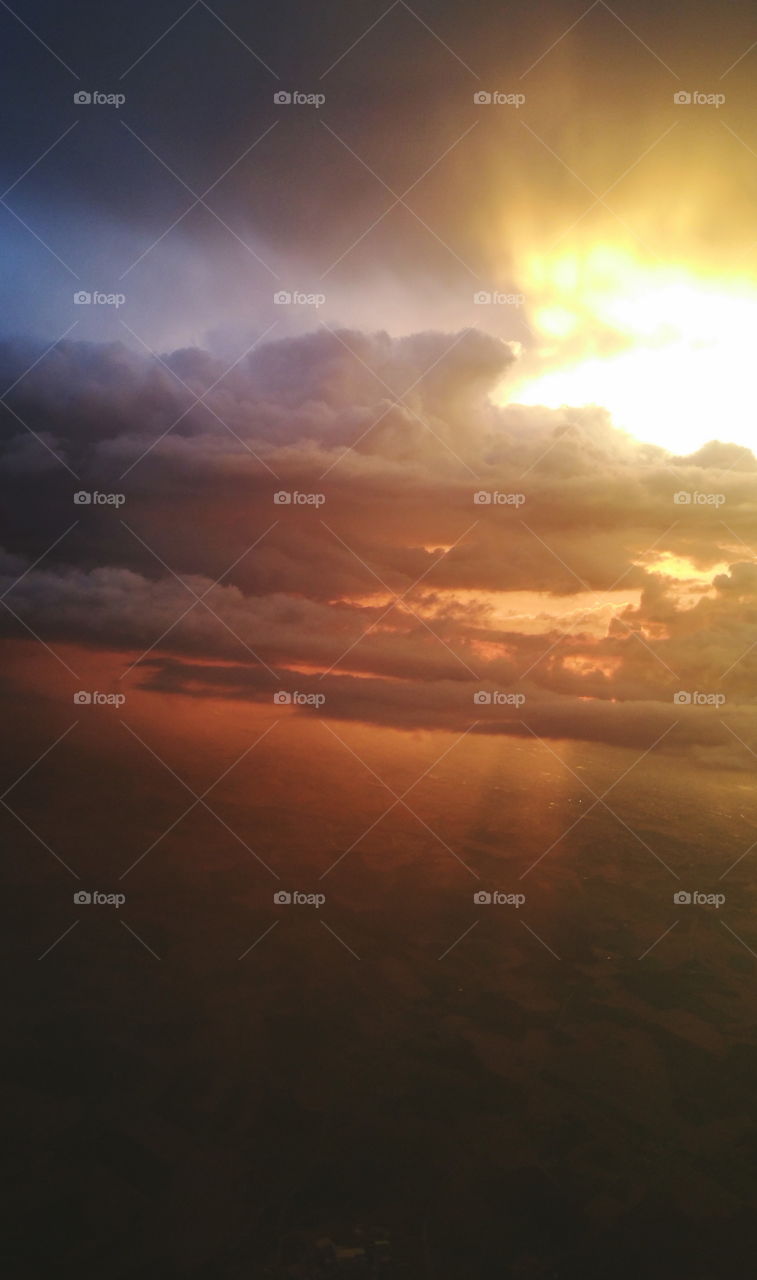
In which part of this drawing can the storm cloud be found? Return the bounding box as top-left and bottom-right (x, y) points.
(2, 326), (756, 763)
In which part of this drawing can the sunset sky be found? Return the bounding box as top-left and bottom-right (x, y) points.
(5, 1), (757, 1275)
(3, 0), (757, 761)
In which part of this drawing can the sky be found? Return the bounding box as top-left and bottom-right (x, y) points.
(3, 0), (757, 770)
(5, 3), (757, 1272)
(4, 0), (757, 435)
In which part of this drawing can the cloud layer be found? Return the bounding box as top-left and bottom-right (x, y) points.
(2, 327), (757, 764)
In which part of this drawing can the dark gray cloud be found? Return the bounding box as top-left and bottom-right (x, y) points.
(2, 326), (757, 762)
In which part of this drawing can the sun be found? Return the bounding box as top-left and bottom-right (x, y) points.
(499, 247), (757, 457)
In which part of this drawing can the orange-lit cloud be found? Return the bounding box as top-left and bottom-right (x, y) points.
(2, 327), (757, 765)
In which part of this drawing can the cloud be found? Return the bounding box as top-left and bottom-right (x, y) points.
(1, 327), (756, 762)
